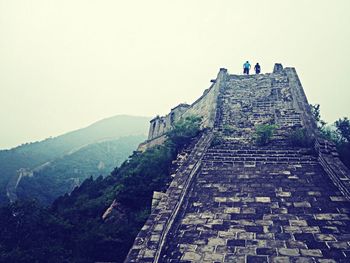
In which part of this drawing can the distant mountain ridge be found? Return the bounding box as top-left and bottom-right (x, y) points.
(3, 114), (150, 152)
(0, 115), (150, 204)
(16, 135), (146, 204)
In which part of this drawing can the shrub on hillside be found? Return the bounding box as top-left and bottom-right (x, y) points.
(0, 114), (204, 263)
(254, 124), (277, 146)
(222, 124), (236, 136)
(166, 116), (202, 151)
(310, 104), (350, 169)
(115, 115), (202, 207)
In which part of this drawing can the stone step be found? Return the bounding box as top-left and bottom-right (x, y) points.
(162, 148), (350, 263)
(205, 152), (311, 157)
(203, 156), (317, 162)
(202, 160), (319, 167)
(204, 150), (315, 156)
(205, 151), (313, 157)
(207, 147), (313, 154)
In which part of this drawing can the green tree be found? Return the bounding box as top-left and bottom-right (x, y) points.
(0, 115), (204, 263)
(335, 117), (350, 143)
(334, 117), (350, 168)
(310, 104), (350, 169)
(310, 104), (326, 129)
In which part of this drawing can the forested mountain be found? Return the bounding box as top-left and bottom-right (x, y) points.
(0, 115), (149, 204)
(0, 116), (202, 263)
(16, 135), (145, 204)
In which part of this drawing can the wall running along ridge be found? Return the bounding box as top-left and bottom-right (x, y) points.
(125, 64), (350, 262)
(138, 69), (226, 151)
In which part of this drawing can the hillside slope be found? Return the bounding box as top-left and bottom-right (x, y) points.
(0, 116), (202, 263)
(0, 115), (150, 204)
(15, 135), (146, 204)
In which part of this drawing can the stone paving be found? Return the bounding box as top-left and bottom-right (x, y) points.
(215, 71), (303, 145)
(160, 144), (350, 262)
(125, 65), (350, 263)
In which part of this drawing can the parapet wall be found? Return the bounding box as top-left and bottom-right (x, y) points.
(139, 65), (319, 151)
(180, 68), (227, 129)
(147, 104), (190, 141)
(139, 68), (227, 151)
(285, 67), (318, 138)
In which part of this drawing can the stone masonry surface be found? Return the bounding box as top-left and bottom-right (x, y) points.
(140, 69), (225, 150)
(160, 144), (350, 263)
(125, 65), (350, 262)
(125, 131), (214, 262)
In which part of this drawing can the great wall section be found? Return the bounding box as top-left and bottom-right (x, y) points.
(125, 64), (350, 263)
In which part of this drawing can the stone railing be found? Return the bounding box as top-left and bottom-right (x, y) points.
(315, 138), (350, 199)
(124, 131), (213, 262)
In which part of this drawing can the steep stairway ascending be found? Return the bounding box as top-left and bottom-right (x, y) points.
(160, 142), (350, 262)
(215, 72), (303, 145)
(125, 66), (350, 263)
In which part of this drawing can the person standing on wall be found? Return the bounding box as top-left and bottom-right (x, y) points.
(254, 63), (261, 74)
(243, 61), (251, 75)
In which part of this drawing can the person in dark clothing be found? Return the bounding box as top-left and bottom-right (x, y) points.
(243, 61), (251, 75)
(254, 63), (261, 74)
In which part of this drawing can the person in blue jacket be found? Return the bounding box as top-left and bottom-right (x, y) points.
(243, 61), (251, 75)
(254, 63), (261, 74)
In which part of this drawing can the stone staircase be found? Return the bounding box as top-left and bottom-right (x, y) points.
(215, 72), (302, 145)
(125, 65), (350, 263)
(203, 145), (315, 166)
(160, 143), (350, 262)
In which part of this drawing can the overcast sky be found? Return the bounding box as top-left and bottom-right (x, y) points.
(1, 0), (349, 149)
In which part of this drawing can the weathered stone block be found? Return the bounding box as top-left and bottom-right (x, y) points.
(203, 252), (224, 261)
(278, 248), (300, 256)
(293, 202), (311, 208)
(330, 196), (348, 202)
(277, 191), (292, 197)
(270, 256), (290, 263)
(181, 251), (202, 261)
(299, 249), (323, 257)
(256, 197), (271, 203)
(143, 249), (156, 258)
(314, 234), (336, 242)
(224, 254), (245, 263)
(207, 237), (226, 246)
(289, 220), (308, 227)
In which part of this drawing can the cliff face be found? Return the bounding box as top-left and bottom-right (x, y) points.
(126, 65), (350, 262)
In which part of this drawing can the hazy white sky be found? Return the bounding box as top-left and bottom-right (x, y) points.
(1, 0), (349, 149)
